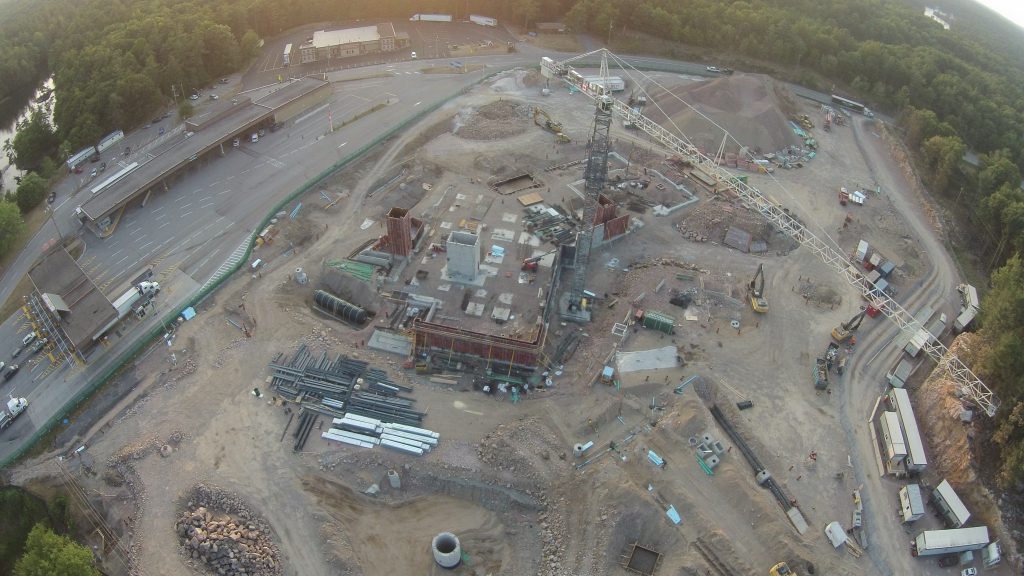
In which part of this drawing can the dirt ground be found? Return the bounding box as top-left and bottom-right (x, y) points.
(7, 66), (1007, 576)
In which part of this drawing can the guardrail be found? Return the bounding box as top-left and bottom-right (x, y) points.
(0, 67), (506, 469)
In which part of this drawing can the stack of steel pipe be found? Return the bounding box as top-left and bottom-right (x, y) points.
(317, 412), (440, 456)
(270, 348), (425, 426)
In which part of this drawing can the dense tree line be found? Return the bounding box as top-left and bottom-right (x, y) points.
(565, 0), (1024, 488)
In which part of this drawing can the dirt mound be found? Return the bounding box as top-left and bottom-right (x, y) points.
(644, 73), (801, 154)
(916, 333), (1015, 557)
(453, 99), (532, 140)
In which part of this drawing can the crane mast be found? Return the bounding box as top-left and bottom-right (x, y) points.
(541, 49), (998, 416)
(566, 94), (613, 320)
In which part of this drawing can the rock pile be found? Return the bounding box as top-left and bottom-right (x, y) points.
(176, 485), (281, 576)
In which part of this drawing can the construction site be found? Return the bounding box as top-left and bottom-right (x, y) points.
(7, 50), (1011, 576)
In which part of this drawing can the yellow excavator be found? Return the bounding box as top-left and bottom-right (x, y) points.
(769, 562), (797, 576)
(749, 264), (769, 313)
(534, 107), (571, 143)
(831, 309), (867, 343)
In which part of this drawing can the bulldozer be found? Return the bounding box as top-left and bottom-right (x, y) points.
(831, 310), (867, 343)
(748, 264), (769, 313)
(534, 107), (571, 143)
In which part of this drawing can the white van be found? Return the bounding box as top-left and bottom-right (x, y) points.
(251, 132), (259, 143)
(411, 51), (417, 59)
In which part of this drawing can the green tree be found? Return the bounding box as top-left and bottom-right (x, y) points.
(977, 150), (1021, 198)
(921, 134), (965, 193)
(0, 200), (25, 256)
(10, 107), (58, 170)
(512, 0), (541, 29)
(177, 100), (194, 120)
(240, 30), (260, 60)
(15, 172), (47, 213)
(13, 524), (98, 576)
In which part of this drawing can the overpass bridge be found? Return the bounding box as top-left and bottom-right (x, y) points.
(76, 78), (331, 231)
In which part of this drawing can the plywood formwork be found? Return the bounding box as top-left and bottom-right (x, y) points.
(412, 319), (546, 369)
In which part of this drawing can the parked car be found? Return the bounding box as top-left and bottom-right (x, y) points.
(706, 65), (722, 73)
(962, 569), (978, 576)
(29, 338), (47, 355)
(3, 364), (20, 381)
(233, 137), (240, 147)
(410, 51), (417, 59)
(21, 333), (35, 347)
(219, 78), (229, 84)
(47, 191), (56, 204)
(208, 94), (218, 100)
(90, 168), (98, 178)
(99, 162), (106, 172)
(189, 93), (199, 101)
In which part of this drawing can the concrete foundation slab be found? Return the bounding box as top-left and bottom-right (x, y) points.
(616, 346), (679, 373)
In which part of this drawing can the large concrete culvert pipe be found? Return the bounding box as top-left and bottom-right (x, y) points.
(431, 532), (461, 569)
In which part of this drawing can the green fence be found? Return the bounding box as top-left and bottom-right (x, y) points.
(0, 68), (506, 469)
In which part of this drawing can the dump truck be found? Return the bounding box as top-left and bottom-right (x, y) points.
(0, 397), (28, 431)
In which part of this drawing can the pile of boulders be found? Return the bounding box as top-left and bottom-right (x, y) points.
(175, 485), (281, 576)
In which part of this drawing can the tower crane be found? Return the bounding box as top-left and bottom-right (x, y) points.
(540, 49), (999, 416)
(749, 264), (769, 313)
(831, 310), (867, 343)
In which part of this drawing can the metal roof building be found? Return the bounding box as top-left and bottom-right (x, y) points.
(298, 23), (408, 64)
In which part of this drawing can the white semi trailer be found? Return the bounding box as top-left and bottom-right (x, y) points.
(913, 527), (989, 556)
(92, 281), (161, 340)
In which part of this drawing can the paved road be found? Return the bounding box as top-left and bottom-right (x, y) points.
(0, 47), (539, 463)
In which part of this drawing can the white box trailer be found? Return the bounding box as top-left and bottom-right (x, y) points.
(888, 357), (915, 388)
(470, 14), (497, 26)
(410, 13), (452, 22)
(97, 130), (125, 154)
(914, 527), (989, 556)
(582, 75), (625, 92)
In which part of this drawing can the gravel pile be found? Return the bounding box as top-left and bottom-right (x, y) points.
(454, 100), (532, 140)
(176, 484), (282, 576)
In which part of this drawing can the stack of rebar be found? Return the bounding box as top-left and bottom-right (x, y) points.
(270, 345), (424, 427)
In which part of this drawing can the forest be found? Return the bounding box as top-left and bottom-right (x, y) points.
(0, 0), (1023, 485)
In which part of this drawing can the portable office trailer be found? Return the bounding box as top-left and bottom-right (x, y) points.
(879, 411), (907, 468)
(899, 484), (925, 522)
(888, 387), (927, 472)
(933, 479), (971, 528)
(914, 527), (989, 556)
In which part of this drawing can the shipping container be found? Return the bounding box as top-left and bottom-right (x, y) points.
(470, 14), (497, 26)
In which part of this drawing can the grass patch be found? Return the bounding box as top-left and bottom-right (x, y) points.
(0, 272), (33, 322)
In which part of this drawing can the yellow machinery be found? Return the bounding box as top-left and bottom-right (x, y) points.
(769, 562), (797, 576)
(534, 107), (571, 143)
(831, 310), (866, 342)
(749, 264), (769, 313)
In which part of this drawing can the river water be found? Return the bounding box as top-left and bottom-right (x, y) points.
(0, 77), (55, 194)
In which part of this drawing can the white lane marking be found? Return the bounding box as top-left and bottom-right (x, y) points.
(129, 228), (142, 236)
(138, 241), (153, 251)
(116, 255), (130, 265)
(226, 176), (235, 181)
(199, 196), (212, 203)
(159, 222), (170, 229)
(180, 202), (192, 209)
(218, 189), (232, 196)
(112, 249), (124, 258)
(337, 141), (348, 149)
(152, 206), (164, 213)
(154, 213), (167, 221)
(192, 188), (202, 194)
(181, 211), (193, 218)
(215, 216), (225, 224)
(414, 101), (422, 106)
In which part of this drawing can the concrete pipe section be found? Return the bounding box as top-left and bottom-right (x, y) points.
(431, 532), (462, 569)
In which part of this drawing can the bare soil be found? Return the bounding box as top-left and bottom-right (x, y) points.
(7, 66), (1009, 576)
